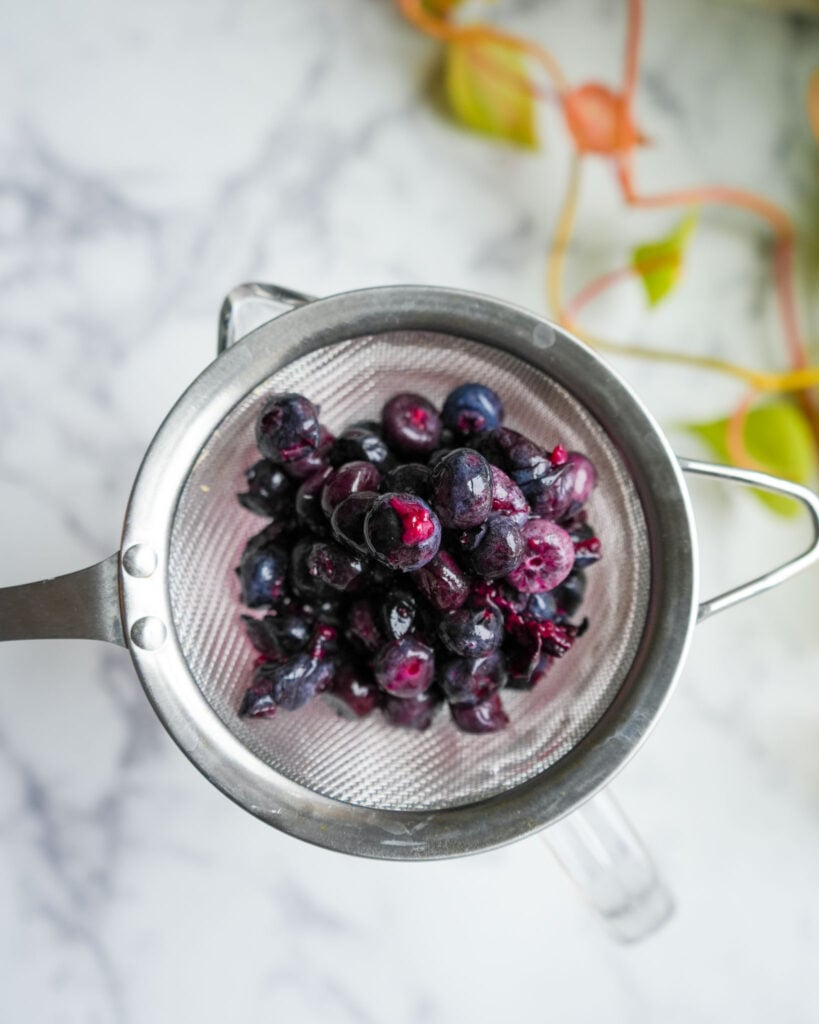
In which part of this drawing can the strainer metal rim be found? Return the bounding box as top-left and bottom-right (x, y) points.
(119, 285), (698, 860)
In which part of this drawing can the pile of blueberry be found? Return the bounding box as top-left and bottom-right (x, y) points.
(235, 383), (600, 734)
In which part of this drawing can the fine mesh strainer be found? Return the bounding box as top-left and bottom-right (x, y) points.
(2, 284), (818, 942)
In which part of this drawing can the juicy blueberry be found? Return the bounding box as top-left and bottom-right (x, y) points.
(382, 690), (441, 731)
(290, 538), (335, 601)
(474, 427), (550, 485)
(321, 461), (382, 517)
(438, 603), (503, 657)
(256, 653), (324, 710)
(450, 693), (509, 733)
(505, 519), (575, 593)
(283, 426), (335, 482)
(553, 569), (587, 618)
(442, 383), (504, 437)
(488, 466), (529, 528)
(381, 589), (417, 641)
(238, 459), (294, 518)
(306, 541), (367, 592)
(329, 426), (396, 473)
(238, 531), (288, 607)
(381, 393), (442, 456)
(458, 516), (525, 580)
(526, 590), (558, 622)
(381, 462), (431, 499)
(440, 651), (506, 706)
(239, 679), (278, 718)
(364, 492), (442, 571)
(241, 612), (310, 656)
(430, 448), (494, 529)
(324, 661), (381, 718)
(374, 636), (436, 698)
(345, 598), (386, 653)
(256, 393), (320, 464)
(330, 491), (378, 555)
(295, 467), (333, 534)
(410, 549), (471, 611)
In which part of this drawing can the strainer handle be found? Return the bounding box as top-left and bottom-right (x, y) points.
(679, 458), (819, 622)
(217, 282), (315, 353)
(0, 554), (125, 646)
(542, 790), (674, 943)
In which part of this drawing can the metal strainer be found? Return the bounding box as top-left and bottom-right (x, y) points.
(2, 285), (818, 935)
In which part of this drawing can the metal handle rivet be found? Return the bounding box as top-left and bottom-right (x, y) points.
(123, 544), (157, 578)
(130, 616), (167, 651)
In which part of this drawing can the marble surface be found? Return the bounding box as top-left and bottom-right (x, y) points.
(1, 0), (818, 1020)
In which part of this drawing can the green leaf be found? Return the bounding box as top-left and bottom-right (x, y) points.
(444, 39), (538, 148)
(688, 400), (817, 516)
(631, 214), (697, 307)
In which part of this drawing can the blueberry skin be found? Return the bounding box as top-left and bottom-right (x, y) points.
(526, 590), (558, 623)
(329, 427), (396, 473)
(505, 519), (575, 593)
(255, 653), (324, 710)
(256, 393), (321, 464)
(488, 466), (529, 528)
(290, 538), (335, 601)
(458, 516), (525, 580)
(238, 532), (289, 607)
(553, 569), (587, 618)
(440, 651), (506, 706)
(295, 467), (333, 534)
(241, 613), (310, 656)
(442, 384), (504, 437)
(306, 541), (367, 592)
(474, 427), (550, 483)
(282, 426), (335, 482)
(330, 491), (379, 555)
(381, 393), (442, 457)
(410, 549), (471, 611)
(374, 636), (436, 698)
(324, 661), (381, 718)
(382, 690), (441, 731)
(430, 448), (494, 529)
(438, 603), (504, 657)
(237, 459), (294, 518)
(381, 462), (431, 499)
(520, 452), (597, 519)
(239, 680), (278, 718)
(321, 461), (382, 517)
(450, 693), (509, 733)
(364, 492), (442, 571)
(381, 589), (417, 641)
(345, 598), (386, 653)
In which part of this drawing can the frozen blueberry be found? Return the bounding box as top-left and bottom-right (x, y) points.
(256, 393), (321, 464)
(241, 613), (310, 656)
(345, 598), (385, 653)
(427, 447), (454, 468)
(527, 590), (558, 623)
(255, 653), (324, 710)
(290, 538), (334, 601)
(283, 426), (335, 482)
(438, 603), (503, 657)
(488, 466), (529, 528)
(238, 459), (294, 518)
(458, 517), (525, 579)
(568, 519), (602, 568)
(381, 462), (431, 499)
(440, 651), (506, 706)
(238, 531), (288, 607)
(381, 589), (417, 641)
(321, 461), (382, 517)
(430, 448), (493, 529)
(382, 690), (441, 731)
(505, 519), (575, 593)
(330, 491), (378, 555)
(374, 636), (436, 698)
(381, 393), (442, 456)
(474, 427), (550, 486)
(553, 569), (587, 618)
(324, 661), (381, 718)
(450, 693), (509, 733)
(329, 426), (396, 473)
(306, 541), (367, 592)
(410, 549), (471, 611)
(519, 450), (596, 519)
(295, 467), (333, 534)
(442, 383), (504, 437)
(239, 679), (278, 718)
(364, 492), (441, 571)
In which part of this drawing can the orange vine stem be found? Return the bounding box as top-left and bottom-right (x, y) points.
(546, 153), (584, 321)
(622, 0), (642, 103)
(726, 391), (766, 471)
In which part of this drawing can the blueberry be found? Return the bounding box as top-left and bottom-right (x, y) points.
(440, 651), (506, 706)
(374, 636), (436, 698)
(255, 653), (324, 710)
(321, 461), (382, 517)
(256, 393), (321, 464)
(429, 448), (493, 529)
(382, 690), (441, 731)
(345, 598), (386, 653)
(567, 519), (602, 568)
(505, 519), (575, 593)
(306, 541), (367, 592)
(331, 491), (378, 555)
(241, 613), (310, 656)
(442, 383), (504, 437)
(283, 426), (335, 482)
(553, 569), (587, 618)
(450, 693), (509, 733)
(239, 679), (278, 718)
(474, 427), (550, 485)
(427, 447), (454, 468)
(410, 550), (471, 611)
(438, 603), (503, 657)
(324, 661), (381, 718)
(364, 492), (441, 571)
(381, 393), (442, 456)
(381, 462), (431, 499)
(488, 466), (529, 527)
(290, 538), (335, 601)
(295, 467), (333, 534)
(238, 459), (294, 518)
(503, 631), (542, 689)
(238, 531), (288, 607)
(527, 590), (558, 622)
(457, 517), (525, 579)
(329, 426), (396, 473)
(518, 450), (596, 519)
(381, 589), (417, 641)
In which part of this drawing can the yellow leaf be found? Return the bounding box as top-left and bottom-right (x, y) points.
(688, 400), (817, 516)
(631, 214), (697, 307)
(422, 0), (465, 14)
(444, 39), (538, 148)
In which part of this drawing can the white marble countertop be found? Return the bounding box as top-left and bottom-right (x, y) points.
(1, 1), (818, 1021)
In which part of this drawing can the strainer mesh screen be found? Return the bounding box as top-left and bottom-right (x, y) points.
(169, 332), (649, 811)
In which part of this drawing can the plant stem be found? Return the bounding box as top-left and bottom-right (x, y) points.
(546, 154), (584, 320)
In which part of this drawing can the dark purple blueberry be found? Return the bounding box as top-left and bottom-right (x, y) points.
(306, 541), (367, 592)
(381, 462), (431, 499)
(330, 491), (378, 555)
(295, 467), (333, 534)
(410, 550), (471, 611)
(238, 532), (288, 608)
(567, 519), (602, 569)
(238, 459), (294, 518)
(321, 461), (382, 517)
(563, 452), (596, 509)
(488, 466), (529, 528)
(442, 383), (504, 437)
(313, 598), (344, 628)
(381, 589), (417, 641)
(324, 662), (381, 718)
(553, 569), (587, 618)
(438, 603), (503, 657)
(450, 693), (509, 733)
(256, 393), (321, 464)
(527, 590), (558, 623)
(290, 539), (335, 601)
(470, 579), (528, 615)
(329, 427), (396, 473)
(427, 447), (454, 468)
(349, 418), (382, 434)
(505, 519), (575, 593)
(503, 630), (542, 689)
(474, 427), (550, 485)
(256, 653), (323, 710)
(457, 517), (525, 579)
(430, 448), (493, 529)
(518, 446), (597, 518)
(440, 651), (506, 706)
(241, 613), (310, 656)
(382, 690), (441, 731)
(364, 492), (441, 571)
(239, 679), (278, 718)
(374, 636), (435, 698)
(345, 599), (386, 653)
(283, 426), (335, 482)
(381, 393), (442, 456)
